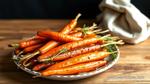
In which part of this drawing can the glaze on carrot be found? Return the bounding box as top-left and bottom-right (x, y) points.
(51, 44), (103, 61)
(23, 43), (44, 53)
(41, 60), (107, 76)
(38, 13), (81, 54)
(38, 37), (104, 62)
(46, 51), (109, 70)
(33, 62), (55, 71)
(37, 30), (82, 43)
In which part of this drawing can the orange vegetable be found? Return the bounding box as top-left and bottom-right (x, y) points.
(41, 60), (107, 76)
(51, 44), (103, 61)
(38, 13), (81, 54)
(38, 37), (104, 62)
(23, 43), (44, 53)
(33, 62), (55, 71)
(69, 32), (83, 38)
(46, 51), (109, 70)
(37, 30), (82, 43)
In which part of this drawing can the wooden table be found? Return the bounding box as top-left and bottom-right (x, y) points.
(0, 20), (150, 84)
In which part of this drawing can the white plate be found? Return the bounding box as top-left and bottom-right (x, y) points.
(13, 45), (119, 81)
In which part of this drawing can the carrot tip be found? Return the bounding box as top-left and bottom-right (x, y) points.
(74, 13), (82, 21)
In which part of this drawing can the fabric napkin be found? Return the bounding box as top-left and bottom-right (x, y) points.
(97, 0), (150, 44)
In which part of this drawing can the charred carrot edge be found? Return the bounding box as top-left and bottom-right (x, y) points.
(41, 60), (107, 76)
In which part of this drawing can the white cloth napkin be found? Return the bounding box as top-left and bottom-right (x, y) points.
(97, 0), (150, 44)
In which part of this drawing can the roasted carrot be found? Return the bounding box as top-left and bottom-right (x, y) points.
(38, 32), (83, 54)
(37, 30), (82, 43)
(51, 44), (103, 61)
(23, 43), (44, 53)
(20, 39), (44, 48)
(69, 32), (83, 38)
(38, 37), (104, 62)
(33, 62), (55, 71)
(34, 35), (47, 40)
(69, 27), (82, 34)
(21, 13), (81, 56)
(45, 51), (109, 70)
(16, 43), (44, 56)
(41, 60), (107, 76)
(19, 14), (81, 66)
(36, 32), (82, 55)
(8, 38), (44, 48)
(8, 34), (48, 49)
(34, 44), (102, 69)
(59, 14), (81, 34)
(38, 13), (81, 54)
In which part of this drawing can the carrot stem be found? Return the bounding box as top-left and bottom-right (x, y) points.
(8, 43), (19, 48)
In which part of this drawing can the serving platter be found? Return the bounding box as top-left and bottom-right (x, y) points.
(12, 44), (119, 81)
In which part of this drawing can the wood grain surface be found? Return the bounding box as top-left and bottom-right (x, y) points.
(0, 20), (150, 84)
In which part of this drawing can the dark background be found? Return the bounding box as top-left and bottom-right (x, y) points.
(0, 0), (149, 19)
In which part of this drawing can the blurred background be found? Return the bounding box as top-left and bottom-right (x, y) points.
(0, 0), (149, 19)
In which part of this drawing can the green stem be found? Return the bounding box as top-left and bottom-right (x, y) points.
(8, 43), (19, 48)
(40, 48), (68, 62)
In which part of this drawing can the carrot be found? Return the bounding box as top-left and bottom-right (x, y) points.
(20, 39), (44, 48)
(38, 37), (104, 62)
(8, 34), (48, 49)
(50, 44), (103, 61)
(38, 32), (83, 54)
(34, 41), (100, 70)
(38, 13), (81, 53)
(8, 38), (44, 48)
(45, 51), (109, 70)
(69, 27), (82, 34)
(41, 60), (107, 76)
(19, 14), (81, 66)
(22, 13), (81, 55)
(23, 43), (44, 53)
(16, 43), (44, 56)
(37, 30), (82, 43)
(69, 32), (83, 38)
(59, 14), (81, 34)
(33, 62), (55, 71)
(34, 35), (47, 40)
